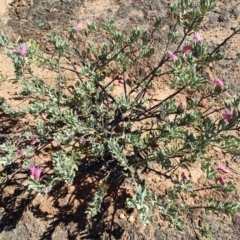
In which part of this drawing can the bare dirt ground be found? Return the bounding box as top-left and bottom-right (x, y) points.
(0, 0), (240, 239)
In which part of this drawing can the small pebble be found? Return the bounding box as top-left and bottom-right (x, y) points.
(128, 215), (135, 223)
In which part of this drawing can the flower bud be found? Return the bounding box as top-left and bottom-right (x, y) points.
(193, 32), (201, 42)
(215, 78), (224, 88)
(118, 79), (125, 84)
(217, 166), (229, 173)
(168, 51), (178, 60)
(182, 45), (193, 54)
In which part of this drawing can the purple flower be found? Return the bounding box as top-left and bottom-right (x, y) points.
(19, 44), (28, 57)
(217, 166), (229, 173)
(168, 51), (178, 60)
(29, 165), (42, 181)
(181, 172), (187, 182)
(215, 78), (224, 88)
(193, 32), (201, 42)
(223, 109), (233, 122)
(17, 149), (23, 155)
(182, 45), (193, 54)
(75, 24), (82, 31)
(217, 176), (226, 185)
(118, 79), (125, 84)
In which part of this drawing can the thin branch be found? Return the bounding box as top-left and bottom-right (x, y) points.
(209, 28), (240, 57)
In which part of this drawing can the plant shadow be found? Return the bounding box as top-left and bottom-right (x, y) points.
(0, 158), (131, 239)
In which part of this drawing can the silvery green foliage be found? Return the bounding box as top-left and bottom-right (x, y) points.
(0, 141), (16, 166)
(86, 185), (106, 216)
(126, 184), (153, 225)
(0, 31), (10, 47)
(52, 151), (78, 183)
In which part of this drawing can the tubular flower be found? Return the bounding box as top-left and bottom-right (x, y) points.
(215, 78), (224, 88)
(34, 166), (42, 180)
(181, 172), (187, 182)
(17, 149), (23, 155)
(223, 109), (233, 122)
(118, 79), (125, 84)
(193, 32), (201, 42)
(182, 45), (193, 54)
(217, 166), (229, 173)
(31, 137), (37, 145)
(29, 166), (36, 177)
(19, 44), (28, 57)
(29, 165), (42, 181)
(168, 51), (178, 60)
(217, 176), (226, 185)
(75, 24), (82, 31)
(145, 88), (150, 93)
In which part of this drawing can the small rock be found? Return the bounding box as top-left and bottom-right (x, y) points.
(208, 13), (218, 24)
(119, 213), (125, 219)
(128, 215), (135, 223)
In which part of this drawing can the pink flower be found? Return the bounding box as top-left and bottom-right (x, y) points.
(17, 149), (23, 155)
(217, 176), (226, 185)
(164, 117), (173, 122)
(19, 44), (28, 57)
(31, 137), (37, 145)
(168, 51), (178, 60)
(182, 45), (193, 54)
(29, 166), (36, 177)
(145, 88), (150, 93)
(193, 32), (201, 42)
(34, 166), (42, 180)
(215, 78), (224, 88)
(223, 109), (233, 122)
(75, 24), (82, 31)
(66, 34), (70, 39)
(29, 165), (42, 181)
(217, 166), (229, 173)
(181, 172), (187, 182)
(118, 79), (125, 84)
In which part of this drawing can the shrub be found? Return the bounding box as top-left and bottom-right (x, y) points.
(0, 0), (240, 232)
